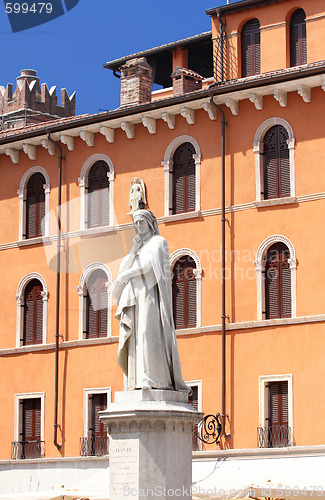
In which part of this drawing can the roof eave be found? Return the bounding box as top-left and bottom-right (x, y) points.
(206, 0), (282, 17)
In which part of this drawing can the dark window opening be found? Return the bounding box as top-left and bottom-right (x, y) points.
(290, 9), (307, 67)
(241, 19), (260, 77)
(172, 255), (197, 329)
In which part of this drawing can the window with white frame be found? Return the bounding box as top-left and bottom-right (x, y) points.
(170, 249), (202, 329)
(77, 263), (113, 339)
(13, 392), (45, 459)
(254, 235), (297, 321)
(16, 273), (48, 347)
(187, 380), (202, 451)
(17, 167), (50, 241)
(253, 118), (295, 203)
(258, 374), (293, 448)
(81, 387), (111, 456)
(161, 135), (201, 217)
(79, 154), (115, 230)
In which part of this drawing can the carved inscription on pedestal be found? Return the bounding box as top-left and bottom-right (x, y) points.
(110, 439), (139, 497)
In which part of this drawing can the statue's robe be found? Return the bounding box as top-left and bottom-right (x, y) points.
(114, 234), (189, 392)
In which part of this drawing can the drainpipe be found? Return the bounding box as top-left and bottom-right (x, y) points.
(208, 89), (227, 438)
(46, 131), (63, 450)
(217, 13), (226, 82)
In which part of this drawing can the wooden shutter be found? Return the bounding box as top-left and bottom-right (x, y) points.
(188, 386), (200, 450)
(172, 143), (196, 214)
(265, 243), (291, 319)
(22, 398), (41, 442)
(86, 270), (108, 338)
(26, 173), (45, 239)
(290, 9), (307, 67)
(263, 125), (290, 199)
(268, 381), (288, 428)
(172, 256), (197, 329)
(23, 279), (43, 345)
(88, 161), (110, 228)
(90, 393), (107, 438)
(241, 19), (260, 77)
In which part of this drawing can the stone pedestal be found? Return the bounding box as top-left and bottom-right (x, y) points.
(100, 390), (203, 500)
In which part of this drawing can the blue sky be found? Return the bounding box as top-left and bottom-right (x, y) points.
(0, 0), (227, 115)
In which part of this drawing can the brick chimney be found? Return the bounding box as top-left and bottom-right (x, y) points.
(119, 57), (153, 107)
(171, 66), (204, 96)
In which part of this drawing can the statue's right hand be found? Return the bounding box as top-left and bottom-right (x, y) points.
(110, 280), (124, 301)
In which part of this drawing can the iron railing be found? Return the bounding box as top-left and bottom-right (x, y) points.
(11, 440), (44, 459)
(80, 435), (109, 457)
(257, 425), (292, 448)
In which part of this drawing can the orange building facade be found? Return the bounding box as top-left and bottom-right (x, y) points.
(1, 0), (325, 496)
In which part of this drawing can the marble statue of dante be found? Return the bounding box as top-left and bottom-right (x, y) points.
(111, 209), (189, 392)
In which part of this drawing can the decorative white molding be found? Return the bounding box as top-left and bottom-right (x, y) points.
(202, 101), (218, 120)
(142, 116), (156, 134)
(17, 167), (51, 240)
(162, 135), (201, 217)
(249, 93), (263, 110)
(60, 134), (74, 151)
(180, 107), (195, 125)
(170, 248), (202, 328)
(225, 97), (239, 115)
(22, 143), (36, 160)
(259, 374), (293, 446)
(100, 126), (115, 143)
(16, 272), (48, 347)
(83, 387), (111, 437)
(79, 154), (115, 230)
(80, 131), (94, 147)
(162, 112), (175, 129)
(41, 139), (55, 156)
(121, 121), (134, 139)
(297, 84), (311, 103)
(253, 117), (295, 201)
(78, 263), (113, 339)
(14, 392), (45, 442)
(254, 196), (297, 208)
(254, 235), (297, 320)
(5, 148), (19, 164)
(274, 89), (287, 107)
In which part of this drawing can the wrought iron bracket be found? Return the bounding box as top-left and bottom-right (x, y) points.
(195, 413), (222, 445)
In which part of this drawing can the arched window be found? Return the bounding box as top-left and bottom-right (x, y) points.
(26, 173), (46, 239)
(23, 279), (43, 345)
(18, 167), (50, 241)
(85, 269), (108, 338)
(241, 19), (260, 77)
(172, 143), (196, 215)
(290, 9), (307, 67)
(172, 255), (197, 329)
(265, 243), (291, 319)
(88, 161), (110, 228)
(253, 118), (295, 203)
(77, 264), (112, 339)
(162, 136), (201, 218)
(254, 235), (296, 321)
(79, 154), (114, 230)
(263, 125), (290, 199)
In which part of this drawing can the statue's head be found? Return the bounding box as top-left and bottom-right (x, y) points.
(133, 209), (159, 236)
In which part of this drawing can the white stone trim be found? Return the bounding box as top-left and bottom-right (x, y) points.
(259, 374), (293, 446)
(253, 118), (295, 202)
(16, 273), (48, 347)
(17, 167), (50, 240)
(170, 248), (202, 328)
(187, 379), (203, 451)
(79, 154), (115, 230)
(254, 235), (297, 321)
(162, 135), (201, 217)
(83, 387), (111, 438)
(77, 263), (113, 339)
(14, 392), (45, 442)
